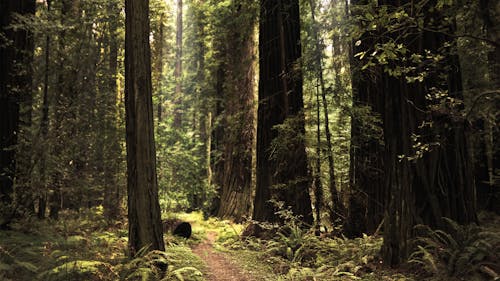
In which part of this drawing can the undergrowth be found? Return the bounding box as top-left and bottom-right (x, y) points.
(0, 208), (204, 281)
(217, 209), (415, 281)
(2, 209), (498, 281)
(409, 217), (500, 281)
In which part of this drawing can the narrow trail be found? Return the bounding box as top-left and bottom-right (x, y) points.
(191, 231), (255, 281)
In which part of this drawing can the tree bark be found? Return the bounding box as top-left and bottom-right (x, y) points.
(377, 1), (477, 265)
(476, 0), (500, 213)
(217, 1), (256, 222)
(125, 0), (165, 254)
(253, 0), (313, 225)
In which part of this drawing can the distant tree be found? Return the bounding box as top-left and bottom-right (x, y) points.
(102, 0), (123, 222)
(173, 0), (183, 128)
(307, 0), (342, 223)
(0, 0), (36, 228)
(125, 0), (165, 254)
(36, 0), (52, 219)
(253, 0), (313, 225)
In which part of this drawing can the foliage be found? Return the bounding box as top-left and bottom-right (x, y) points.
(39, 260), (117, 281)
(409, 218), (500, 280)
(219, 209), (389, 280)
(0, 209), (207, 281)
(119, 248), (203, 281)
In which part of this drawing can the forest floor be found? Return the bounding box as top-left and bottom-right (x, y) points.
(0, 209), (498, 281)
(191, 230), (255, 281)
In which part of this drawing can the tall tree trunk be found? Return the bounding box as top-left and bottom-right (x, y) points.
(157, 12), (164, 125)
(103, 0), (122, 222)
(49, 0), (74, 219)
(375, 1), (478, 265)
(209, 63), (225, 216)
(0, 0), (36, 227)
(173, 0), (183, 128)
(476, 0), (500, 213)
(38, 0), (52, 219)
(217, 1), (256, 222)
(253, 0), (313, 225)
(314, 85), (324, 226)
(125, 0), (165, 255)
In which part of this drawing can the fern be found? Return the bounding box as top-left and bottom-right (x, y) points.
(38, 260), (116, 281)
(410, 218), (500, 279)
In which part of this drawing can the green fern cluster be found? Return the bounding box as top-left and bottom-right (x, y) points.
(409, 218), (500, 280)
(0, 244), (39, 281)
(265, 224), (318, 265)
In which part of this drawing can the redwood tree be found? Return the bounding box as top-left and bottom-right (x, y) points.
(352, 1), (477, 265)
(253, 0), (313, 225)
(216, 1), (257, 222)
(125, 0), (165, 254)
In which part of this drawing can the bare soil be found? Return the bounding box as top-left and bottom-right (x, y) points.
(192, 231), (255, 281)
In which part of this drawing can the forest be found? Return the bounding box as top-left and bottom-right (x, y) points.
(0, 0), (499, 280)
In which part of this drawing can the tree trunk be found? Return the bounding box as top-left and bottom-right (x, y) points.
(253, 0), (313, 225)
(314, 85), (324, 226)
(377, 1), (478, 265)
(217, 1), (256, 222)
(37, 0), (52, 219)
(476, 0), (500, 213)
(125, 0), (165, 255)
(103, 0), (122, 222)
(49, 0), (73, 220)
(173, 0), (183, 128)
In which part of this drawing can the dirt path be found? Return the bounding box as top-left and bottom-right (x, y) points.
(192, 231), (254, 281)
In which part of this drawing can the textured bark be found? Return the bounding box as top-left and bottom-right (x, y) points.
(377, 1), (477, 266)
(125, 0), (165, 254)
(156, 13), (165, 124)
(210, 64), (225, 216)
(253, 0), (313, 225)
(476, 0), (500, 213)
(0, 0), (36, 227)
(217, 2), (256, 222)
(350, 0), (478, 265)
